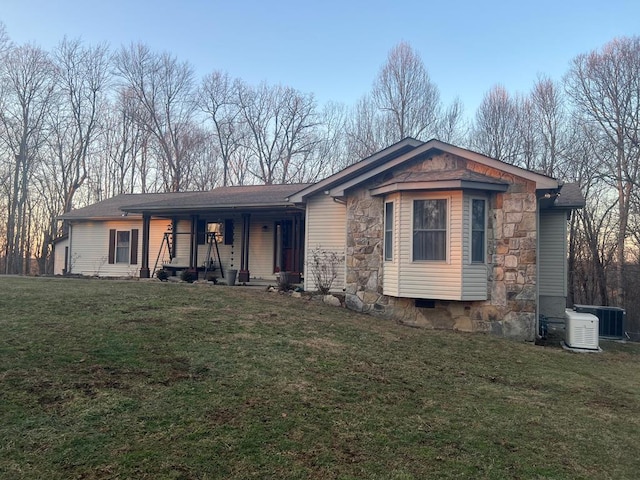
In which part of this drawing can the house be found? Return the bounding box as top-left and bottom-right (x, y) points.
(56, 139), (584, 341)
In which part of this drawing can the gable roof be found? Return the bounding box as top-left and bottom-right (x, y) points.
(289, 138), (558, 202)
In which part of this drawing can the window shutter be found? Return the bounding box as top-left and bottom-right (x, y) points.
(130, 229), (139, 265)
(224, 219), (234, 245)
(197, 219), (206, 245)
(108, 229), (116, 264)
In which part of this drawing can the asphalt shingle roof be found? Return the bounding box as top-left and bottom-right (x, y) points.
(121, 184), (311, 212)
(60, 184), (312, 219)
(556, 182), (585, 208)
(59, 192), (201, 219)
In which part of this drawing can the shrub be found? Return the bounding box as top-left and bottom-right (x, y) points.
(277, 272), (293, 292)
(180, 269), (196, 283)
(156, 269), (169, 282)
(307, 246), (341, 295)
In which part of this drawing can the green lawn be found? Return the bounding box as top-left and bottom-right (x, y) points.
(1, 277), (639, 479)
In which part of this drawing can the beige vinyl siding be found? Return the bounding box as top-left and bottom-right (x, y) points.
(461, 194), (489, 300)
(171, 220), (192, 264)
(70, 219), (167, 277)
(396, 191), (463, 300)
(247, 215), (278, 279)
(53, 237), (69, 275)
(304, 194), (346, 292)
(150, 219), (172, 271)
(382, 193), (401, 296)
(539, 209), (567, 297)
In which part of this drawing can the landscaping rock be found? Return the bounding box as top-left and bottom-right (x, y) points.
(323, 294), (342, 307)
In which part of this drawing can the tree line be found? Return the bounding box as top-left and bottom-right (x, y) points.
(1, 24), (638, 332)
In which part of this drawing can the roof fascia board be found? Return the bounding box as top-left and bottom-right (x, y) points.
(121, 202), (298, 213)
(62, 215), (142, 221)
(122, 203), (303, 215)
(370, 180), (509, 196)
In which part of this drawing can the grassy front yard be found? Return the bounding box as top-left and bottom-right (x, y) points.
(1, 277), (639, 479)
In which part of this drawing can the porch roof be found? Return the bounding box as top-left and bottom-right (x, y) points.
(59, 192), (200, 220)
(121, 183), (311, 214)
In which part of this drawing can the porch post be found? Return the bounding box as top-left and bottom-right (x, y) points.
(139, 214), (151, 278)
(292, 213), (302, 283)
(170, 218), (177, 258)
(239, 213), (251, 282)
(190, 214), (199, 269)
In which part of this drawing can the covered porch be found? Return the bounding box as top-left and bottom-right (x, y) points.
(120, 184), (309, 283)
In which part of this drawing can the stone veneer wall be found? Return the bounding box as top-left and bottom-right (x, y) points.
(343, 152), (539, 341)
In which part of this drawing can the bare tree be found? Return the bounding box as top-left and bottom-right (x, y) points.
(237, 81), (320, 184)
(0, 44), (55, 273)
(52, 37), (111, 213)
(471, 85), (521, 163)
(114, 43), (196, 192)
(372, 41), (441, 141)
(94, 87), (158, 197)
(345, 95), (386, 164)
(0, 22), (10, 55)
(198, 71), (243, 187)
(435, 98), (468, 146)
(565, 36), (640, 307)
(531, 76), (568, 177)
(314, 101), (348, 174)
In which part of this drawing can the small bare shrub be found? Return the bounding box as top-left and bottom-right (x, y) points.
(307, 246), (341, 295)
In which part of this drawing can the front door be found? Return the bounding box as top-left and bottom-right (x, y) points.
(274, 215), (304, 274)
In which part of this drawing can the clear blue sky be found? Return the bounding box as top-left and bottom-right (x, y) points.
(2, 0), (639, 114)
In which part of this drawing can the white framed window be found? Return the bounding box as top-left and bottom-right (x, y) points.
(384, 202), (394, 261)
(115, 231), (130, 263)
(413, 199), (447, 261)
(471, 198), (486, 263)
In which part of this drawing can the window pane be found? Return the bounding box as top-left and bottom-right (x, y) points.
(116, 231), (130, 263)
(384, 203), (393, 261)
(413, 199), (446, 230)
(471, 199), (485, 263)
(413, 200), (446, 261)
(472, 199), (485, 230)
(472, 231), (484, 262)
